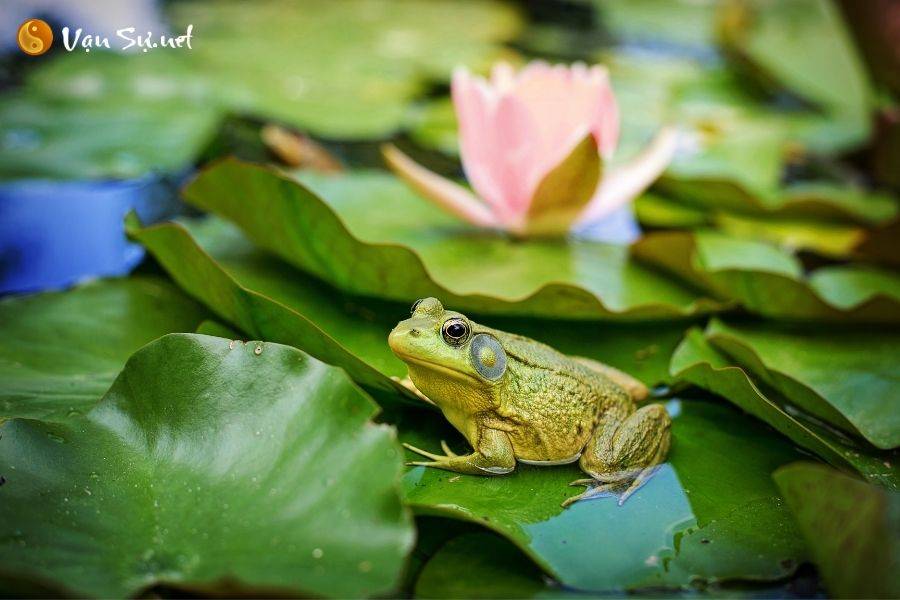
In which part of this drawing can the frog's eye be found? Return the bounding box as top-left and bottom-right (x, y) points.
(441, 318), (470, 346)
(410, 298), (424, 315)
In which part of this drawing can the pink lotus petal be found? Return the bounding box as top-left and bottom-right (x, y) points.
(511, 61), (619, 164)
(453, 67), (542, 223)
(382, 144), (499, 228)
(577, 126), (679, 226)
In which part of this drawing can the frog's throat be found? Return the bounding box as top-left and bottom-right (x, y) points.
(397, 353), (481, 385)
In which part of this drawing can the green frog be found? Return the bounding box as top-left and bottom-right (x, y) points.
(388, 297), (671, 507)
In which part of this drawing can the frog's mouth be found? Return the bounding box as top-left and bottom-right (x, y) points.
(394, 353), (479, 384)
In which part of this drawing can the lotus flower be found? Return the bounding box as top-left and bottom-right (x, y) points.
(384, 61), (677, 238)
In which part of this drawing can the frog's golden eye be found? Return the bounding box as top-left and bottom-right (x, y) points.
(410, 298), (424, 315)
(441, 318), (470, 346)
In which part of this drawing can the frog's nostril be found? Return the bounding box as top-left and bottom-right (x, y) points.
(409, 328), (421, 337)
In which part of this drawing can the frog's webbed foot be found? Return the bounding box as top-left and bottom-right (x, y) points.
(563, 465), (662, 508)
(562, 480), (621, 508)
(402, 441), (458, 467)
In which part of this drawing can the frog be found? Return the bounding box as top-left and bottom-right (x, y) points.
(388, 297), (671, 507)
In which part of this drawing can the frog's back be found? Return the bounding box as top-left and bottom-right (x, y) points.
(487, 328), (629, 462)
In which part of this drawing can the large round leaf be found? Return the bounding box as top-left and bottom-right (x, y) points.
(396, 399), (808, 591)
(774, 463), (900, 598)
(0, 92), (219, 181)
(181, 159), (723, 320)
(705, 319), (900, 449)
(633, 230), (900, 321)
(0, 276), (207, 422)
(719, 0), (871, 141)
(0, 333), (413, 597)
(4, 0), (520, 180)
(413, 530), (813, 599)
(636, 182), (898, 259)
(414, 532), (558, 599)
(593, 0), (721, 50)
(127, 214), (408, 396)
(670, 328), (899, 489)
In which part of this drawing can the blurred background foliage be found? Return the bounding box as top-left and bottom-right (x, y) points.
(1, 0), (899, 598)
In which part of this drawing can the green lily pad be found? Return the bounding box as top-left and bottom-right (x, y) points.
(636, 185), (898, 259)
(6, 0), (520, 180)
(705, 319), (900, 449)
(632, 230), (900, 321)
(774, 463), (900, 598)
(168, 0), (521, 139)
(718, 0), (872, 140)
(670, 328), (899, 489)
(131, 215), (688, 391)
(182, 159), (723, 320)
(194, 319), (241, 339)
(405, 98), (459, 157)
(126, 214), (407, 394)
(414, 529), (820, 599)
(593, 0), (721, 50)
(0, 333), (412, 597)
(415, 532), (560, 599)
(635, 194), (708, 228)
(0, 92), (219, 181)
(398, 399), (808, 591)
(0, 277), (207, 422)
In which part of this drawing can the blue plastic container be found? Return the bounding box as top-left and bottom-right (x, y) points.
(0, 175), (182, 294)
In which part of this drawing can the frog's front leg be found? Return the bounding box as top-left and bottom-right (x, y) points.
(563, 403), (671, 507)
(403, 427), (516, 476)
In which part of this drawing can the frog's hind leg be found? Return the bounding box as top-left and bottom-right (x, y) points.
(564, 403), (671, 507)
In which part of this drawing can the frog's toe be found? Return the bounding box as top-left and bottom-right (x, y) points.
(568, 478), (595, 487)
(407, 460), (443, 468)
(402, 442), (445, 461)
(561, 482), (618, 508)
(616, 465), (660, 506)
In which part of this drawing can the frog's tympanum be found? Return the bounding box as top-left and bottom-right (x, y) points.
(389, 298), (671, 507)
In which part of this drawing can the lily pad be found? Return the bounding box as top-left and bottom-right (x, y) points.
(632, 230), (900, 321)
(0, 276), (207, 422)
(126, 214), (406, 394)
(639, 180), (898, 254)
(0, 93), (219, 181)
(5, 0), (520, 180)
(131, 216), (688, 390)
(398, 399), (808, 591)
(194, 319), (240, 339)
(182, 159), (723, 320)
(773, 463), (900, 599)
(718, 0), (871, 142)
(593, 0), (721, 51)
(670, 328), (899, 489)
(0, 333), (412, 597)
(415, 532), (560, 599)
(414, 529), (818, 599)
(705, 319), (900, 449)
